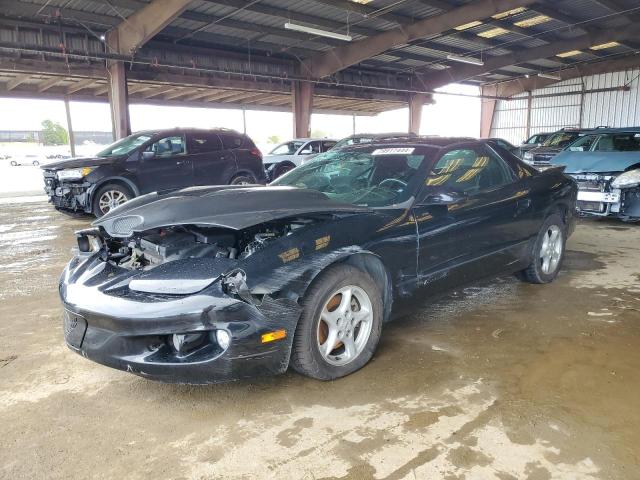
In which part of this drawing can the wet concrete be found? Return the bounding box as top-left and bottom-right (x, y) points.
(0, 199), (639, 479)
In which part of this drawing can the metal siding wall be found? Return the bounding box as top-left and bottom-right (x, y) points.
(490, 69), (640, 142)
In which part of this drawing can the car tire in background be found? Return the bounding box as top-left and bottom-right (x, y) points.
(290, 264), (383, 380)
(32, 160), (40, 166)
(517, 213), (566, 284)
(92, 183), (134, 218)
(10, 160), (17, 166)
(229, 173), (257, 185)
(269, 162), (296, 181)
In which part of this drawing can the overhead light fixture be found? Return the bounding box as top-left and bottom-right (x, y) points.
(557, 50), (582, 58)
(492, 7), (527, 19)
(538, 72), (562, 81)
(447, 54), (484, 66)
(284, 22), (352, 41)
(514, 15), (551, 28)
(477, 27), (509, 38)
(454, 20), (483, 31)
(591, 41), (620, 50)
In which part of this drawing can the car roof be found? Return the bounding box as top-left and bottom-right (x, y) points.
(134, 127), (246, 136)
(578, 127), (640, 135)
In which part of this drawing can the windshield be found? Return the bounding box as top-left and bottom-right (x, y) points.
(97, 133), (154, 157)
(269, 141), (305, 155)
(567, 135), (597, 151)
(543, 132), (580, 148)
(271, 148), (427, 207)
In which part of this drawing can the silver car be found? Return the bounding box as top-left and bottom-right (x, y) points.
(264, 138), (337, 179)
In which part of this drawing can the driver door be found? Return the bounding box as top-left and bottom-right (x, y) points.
(413, 145), (525, 288)
(137, 134), (192, 193)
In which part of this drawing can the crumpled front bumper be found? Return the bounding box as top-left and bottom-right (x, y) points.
(60, 255), (302, 384)
(44, 176), (94, 213)
(571, 173), (640, 221)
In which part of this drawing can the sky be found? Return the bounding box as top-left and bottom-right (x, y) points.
(0, 83), (480, 149)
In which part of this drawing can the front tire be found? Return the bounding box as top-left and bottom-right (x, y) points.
(290, 264), (383, 380)
(229, 173), (257, 185)
(517, 213), (566, 284)
(92, 183), (133, 218)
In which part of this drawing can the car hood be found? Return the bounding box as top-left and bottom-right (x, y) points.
(94, 185), (372, 236)
(550, 151), (640, 174)
(42, 156), (123, 170)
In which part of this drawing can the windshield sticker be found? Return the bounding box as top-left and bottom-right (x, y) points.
(372, 148), (415, 155)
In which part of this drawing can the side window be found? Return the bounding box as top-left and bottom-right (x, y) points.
(322, 141), (337, 152)
(426, 148), (513, 195)
(300, 141), (321, 155)
(608, 134), (640, 152)
(188, 132), (222, 154)
(219, 133), (243, 150)
(147, 136), (185, 157)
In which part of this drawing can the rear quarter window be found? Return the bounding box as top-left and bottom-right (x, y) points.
(219, 133), (244, 149)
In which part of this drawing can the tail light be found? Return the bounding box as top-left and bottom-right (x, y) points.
(251, 147), (263, 160)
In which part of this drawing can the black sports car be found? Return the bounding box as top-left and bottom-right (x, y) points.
(60, 140), (577, 383)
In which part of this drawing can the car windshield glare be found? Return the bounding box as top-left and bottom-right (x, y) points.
(96, 133), (154, 157)
(543, 132), (579, 148)
(271, 148), (426, 207)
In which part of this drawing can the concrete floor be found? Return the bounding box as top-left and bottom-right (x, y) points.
(1, 198), (639, 480)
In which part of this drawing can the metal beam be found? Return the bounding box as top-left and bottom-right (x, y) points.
(409, 93), (427, 134)
(112, 0), (193, 55)
(487, 55), (640, 98)
(36, 76), (64, 92)
(302, 0), (537, 78)
(64, 97), (76, 157)
(423, 24), (640, 89)
(6, 74), (29, 91)
(66, 78), (96, 94)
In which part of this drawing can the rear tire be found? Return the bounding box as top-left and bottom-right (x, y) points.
(290, 264), (383, 380)
(229, 173), (257, 185)
(269, 162), (295, 180)
(517, 213), (566, 284)
(92, 183), (133, 218)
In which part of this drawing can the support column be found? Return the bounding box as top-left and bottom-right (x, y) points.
(480, 85), (497, 138)
(107, 31), (131, 140)
(408, 93), (427, 134)
(525, 91), (532, 139)
(64, 96), (76, 158)
(292, 81), (313, 138)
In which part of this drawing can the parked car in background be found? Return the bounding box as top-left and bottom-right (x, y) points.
(520, 132), (552, 157)
(42, 128), (265, 217)
(550, 127), (640, 221)
(10, 154), (44, 166)
(332, 132), (418, 149)
(487, 138), (520, 156)
(522, 128), (594, 167)
(263, 138), (337, 179)
(60, 138), (576, 384)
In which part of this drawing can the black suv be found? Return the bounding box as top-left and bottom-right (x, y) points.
(43, 128), (266, 217)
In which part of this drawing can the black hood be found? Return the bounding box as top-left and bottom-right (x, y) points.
(94, 185), (372, 236)
(42, 156), (124, 170)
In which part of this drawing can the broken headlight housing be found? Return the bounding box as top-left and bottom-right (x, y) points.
(57, 167), (94, 181)
(611, 169), (640, 189)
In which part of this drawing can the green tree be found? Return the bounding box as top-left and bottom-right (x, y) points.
(267, 135), (281, 144)
(41, 120), (69, 146)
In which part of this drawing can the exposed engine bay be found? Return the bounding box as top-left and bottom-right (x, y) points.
(84, 219), (316, 269)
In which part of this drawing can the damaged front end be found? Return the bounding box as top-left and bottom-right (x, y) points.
(61, 220), (318, 383)
(43, 169), (93, 213)
(570, 171), (640, 221)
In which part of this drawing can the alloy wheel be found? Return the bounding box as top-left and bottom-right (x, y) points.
(316, 285), (374, 366)
(540, 225), (562, 274)
(98, 190), (128, 215)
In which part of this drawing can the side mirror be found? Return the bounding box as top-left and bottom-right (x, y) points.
(419, 190), (466, 206)
(141, 151), (155, 160)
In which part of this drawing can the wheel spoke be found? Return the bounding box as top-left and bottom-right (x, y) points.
(342, 336), (357, 359)
(323, 327), (339, 356)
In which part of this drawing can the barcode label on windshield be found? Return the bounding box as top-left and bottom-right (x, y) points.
(372, 148), (415, 155)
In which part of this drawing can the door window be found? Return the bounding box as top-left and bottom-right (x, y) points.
(300, 141), (321, 155)
(219, 132), (243, 150)
(322, 141), (337, 152)
(147, 136), (185, 157)
(594, 133), (640, 152)
(188, 132), (222, 154)
(426, 148), (513, 195)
